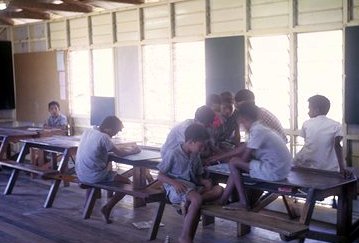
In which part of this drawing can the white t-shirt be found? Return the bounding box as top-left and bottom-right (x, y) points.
(294, 115), (342, 171)
(248, 121), (292, 181)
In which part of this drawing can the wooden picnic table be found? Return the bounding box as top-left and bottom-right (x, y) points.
(0, 135), (80, 208)
(0, 126), (66, 160)
(205, 163), (358, 242)
(108, 148), (161, 207)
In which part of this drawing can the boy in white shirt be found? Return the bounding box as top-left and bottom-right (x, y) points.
(219, 102), (292, 209)
(294, 95), (346, 173)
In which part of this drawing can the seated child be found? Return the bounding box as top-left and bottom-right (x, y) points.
(43, 101), (68, 130)
(294, 95), (347, 174)
(219, 102), (292, 209)
(157, 124), (223, 243)
(75, 116), (141, 223)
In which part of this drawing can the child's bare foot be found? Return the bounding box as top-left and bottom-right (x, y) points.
(222, 202), (250, 211)
(101, 205), (112, 224)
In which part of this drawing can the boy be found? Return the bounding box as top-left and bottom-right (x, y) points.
(294, 95), (346, 173)
(160, 105), (215, 160)
(217, 89), (287, 144)
(75, 116), (141, 223)
(219, 102), (292, 209)
(44, 101), (68, 130)
(157, 124), (223, 243)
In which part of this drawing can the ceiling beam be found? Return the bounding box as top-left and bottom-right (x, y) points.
(0, 8), (51, 20)
(93, 0), (144, 4)
(10, 0), (93, 13)
(0, 15), (14, 25)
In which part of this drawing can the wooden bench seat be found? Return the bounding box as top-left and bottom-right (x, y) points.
(0, 160), (59, 177)
(79, 180), (166, 241)
(201, 204), (308, 239)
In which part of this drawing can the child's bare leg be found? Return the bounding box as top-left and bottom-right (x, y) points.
(201, 185), (223, 203)
(228, 160), (249, 208)
(179, 191), (202, 243)
(219, 176), (235, 205)
(101, 175), (130, 224)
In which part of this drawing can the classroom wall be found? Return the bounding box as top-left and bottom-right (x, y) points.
(14, 51), (69, 124)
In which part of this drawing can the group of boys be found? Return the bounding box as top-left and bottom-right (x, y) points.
(70, 89), (348, 243)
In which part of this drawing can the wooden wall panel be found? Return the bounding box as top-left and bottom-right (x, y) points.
(14, 51), (69, 124)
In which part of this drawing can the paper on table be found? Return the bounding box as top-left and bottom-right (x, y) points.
(132, 220), (164, 229)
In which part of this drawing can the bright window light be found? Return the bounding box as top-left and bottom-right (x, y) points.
(173, 42), (205, 122)
(249, 35), (291, 129)
(297, 30), (343, 126)
(143, 44), (171, 121)
(93, 48), (114, 97)
(68, 50), (91, 115)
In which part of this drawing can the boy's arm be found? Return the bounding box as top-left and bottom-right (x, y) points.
(203, 142), (247, 166)
(334, 136), (350, 177)
(157, 171), (187, 193)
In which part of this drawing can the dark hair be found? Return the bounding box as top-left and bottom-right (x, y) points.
(235, 89), (255, 103)
(184, 123), (210, 142)
(220, 91), (234, 104)
(194, 105), (215, 126)
(48, 101), (60, 109)
(308, 95), (330, 115)
(206, 94), (221, 106)
(237, 101), (259, 121)
(221, 101), (233, 110)
(99, 116), (123, 132)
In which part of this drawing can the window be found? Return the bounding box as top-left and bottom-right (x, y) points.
(68, 50), (91, 115)
(93, 48), (115, 97)
(297, 30), (343, 127)
(173, 42), (205, 122)
(142, 44), (171, 121)
(249, 35), (291, 129)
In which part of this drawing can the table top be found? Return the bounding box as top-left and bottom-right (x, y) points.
(0, 127), (38, 137)
(206, 163), (357, 191)
(109, 149), (162, 170)
(21, 135), (81, 149)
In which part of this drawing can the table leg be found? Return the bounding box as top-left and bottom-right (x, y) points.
(337, 182), (355, 239)
(133, 167), (147, 208)
(299, 188), (316, 225)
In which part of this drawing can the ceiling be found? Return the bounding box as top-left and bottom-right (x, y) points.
(0, 0), (153, 26)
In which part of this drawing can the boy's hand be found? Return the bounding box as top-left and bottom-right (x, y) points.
(173, 181), (187, 194)
(200, 178), (212, 190)
(340, 168), (354, 179)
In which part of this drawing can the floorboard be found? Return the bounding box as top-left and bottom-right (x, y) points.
(0, 169), (350, 243)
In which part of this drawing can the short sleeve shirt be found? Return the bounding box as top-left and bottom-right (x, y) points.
(247, 121), (292, 181)
(158, 144), (204, 187)
(45, 114), (68, 128)
(294, 115), (342, 171)
(160, 119), (195, 160)
(75, 128), (114, 183)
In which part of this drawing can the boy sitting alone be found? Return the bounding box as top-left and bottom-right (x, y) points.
(220, 102), (292, 209)
(157, 124), (223, 243)
(75, 116), (141, 223)
(294, 95), (349, 175)
(44, 101), (68, 130)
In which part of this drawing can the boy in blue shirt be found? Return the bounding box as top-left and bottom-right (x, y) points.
(44, 101), (68, 130)
(157, 124), (223, 243)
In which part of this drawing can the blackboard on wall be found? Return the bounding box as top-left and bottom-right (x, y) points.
(0, 41), (15, 109)
(345, 26), (359, 124)
(90, 96), (115, 126)
(205, 36), (245, 96)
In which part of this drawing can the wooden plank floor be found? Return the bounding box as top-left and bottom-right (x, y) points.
(0, 170), (340, 243)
